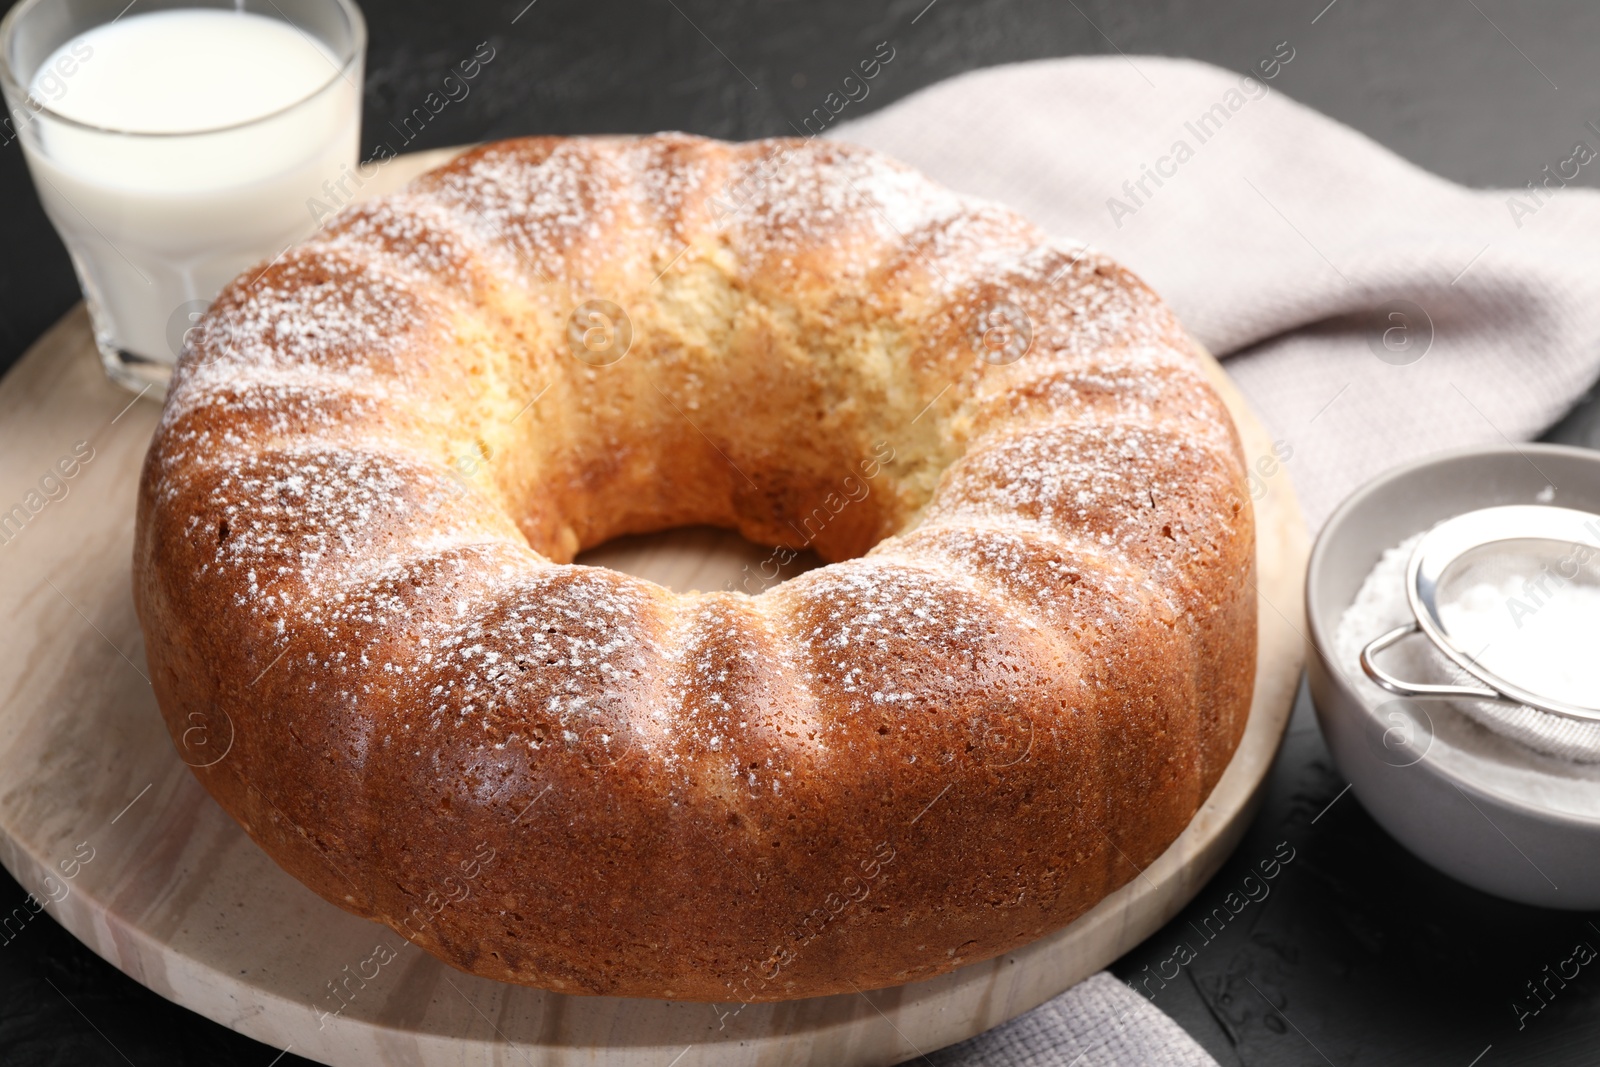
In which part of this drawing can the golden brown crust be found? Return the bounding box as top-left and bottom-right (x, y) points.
(132, 134), (1254, 1001)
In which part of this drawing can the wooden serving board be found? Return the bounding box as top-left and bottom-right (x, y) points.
(0, 148), (1308, 1067)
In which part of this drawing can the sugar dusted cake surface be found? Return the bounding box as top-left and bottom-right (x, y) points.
(133, 134), (1255, 1001)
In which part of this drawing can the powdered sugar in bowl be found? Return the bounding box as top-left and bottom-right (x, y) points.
(1307, 444), (1600, 908)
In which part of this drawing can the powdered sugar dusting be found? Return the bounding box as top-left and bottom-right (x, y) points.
(923, 416), (1245, 623)
(132, 132), (1257, 994)
(771, 557), (1018, 717)
(189, 250), (441, 378)
(317, 193), (490, 294)
(418, 139), (653, 287)
(142, 131), (1248, 847)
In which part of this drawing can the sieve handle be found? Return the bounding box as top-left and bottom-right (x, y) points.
(1358, 623), (1515, 705)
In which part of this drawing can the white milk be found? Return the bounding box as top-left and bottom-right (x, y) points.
(20, 9), (360, 371)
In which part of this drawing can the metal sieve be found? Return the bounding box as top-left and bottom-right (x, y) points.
(1360, 505), (1600, 723)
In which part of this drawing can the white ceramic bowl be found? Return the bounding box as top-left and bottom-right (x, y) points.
(1306, 443), (1600, 909)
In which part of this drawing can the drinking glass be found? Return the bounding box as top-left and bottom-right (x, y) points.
(0, 0), (365, 394)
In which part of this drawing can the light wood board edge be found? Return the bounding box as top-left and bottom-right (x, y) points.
(0, 145), (1309, 1067)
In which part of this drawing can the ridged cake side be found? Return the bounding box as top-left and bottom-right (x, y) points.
(133, 134), (1254, 1000)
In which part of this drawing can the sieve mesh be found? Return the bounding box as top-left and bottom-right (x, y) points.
(1428, 535), (1600, 759)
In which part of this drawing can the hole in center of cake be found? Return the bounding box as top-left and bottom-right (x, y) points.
(574, 524), (822, 595)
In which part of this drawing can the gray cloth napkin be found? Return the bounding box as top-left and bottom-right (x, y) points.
(830, 54), (1600, 1066)
(923, 972), (1220, 1067)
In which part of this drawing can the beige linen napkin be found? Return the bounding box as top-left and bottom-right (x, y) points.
(832, 55), (1600, 1066)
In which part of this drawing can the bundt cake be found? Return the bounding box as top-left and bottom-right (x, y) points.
(133, 133), (1256, 1001)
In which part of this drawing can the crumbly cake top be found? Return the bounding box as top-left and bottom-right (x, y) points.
(135, 134), (1255, 1001)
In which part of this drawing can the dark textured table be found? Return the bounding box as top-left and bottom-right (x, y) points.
(2, 2), (1599, 1064)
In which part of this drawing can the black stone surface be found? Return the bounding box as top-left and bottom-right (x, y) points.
(1108, 684), (1600, 1067)
(2, 2), (1598, 1064)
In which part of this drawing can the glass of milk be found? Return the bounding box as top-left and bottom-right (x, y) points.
(0, 0), (365, 394)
